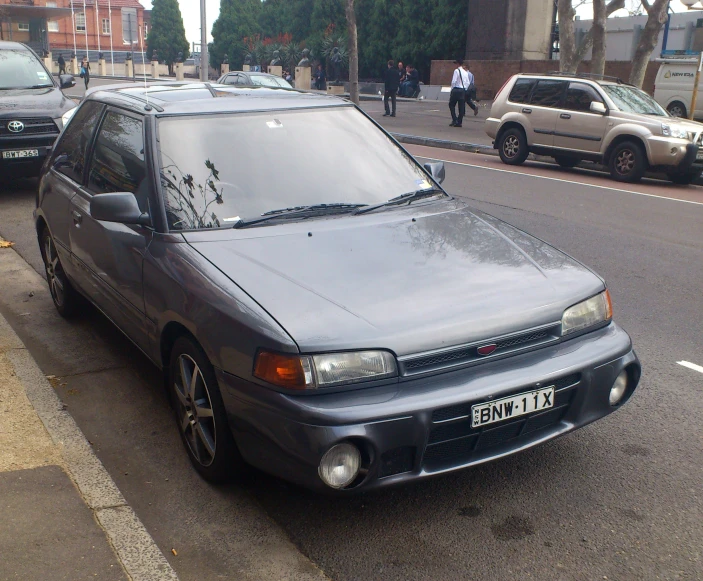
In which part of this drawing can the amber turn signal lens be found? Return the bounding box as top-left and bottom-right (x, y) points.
(254, 351), (314, 389)
(604, 289), (613, 320)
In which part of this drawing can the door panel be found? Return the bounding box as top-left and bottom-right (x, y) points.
(525, 80), (567, 147)
(554, 82), (609, 153)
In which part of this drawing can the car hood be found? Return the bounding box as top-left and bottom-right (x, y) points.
(187, 202), (605, 356)
(0, 87), (74, 119)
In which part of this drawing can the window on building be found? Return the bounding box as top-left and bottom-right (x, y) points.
(102, 18), (111, 35)
(46, 2), (57, 7)
(18, 22), (30, 32)
(48, 21), (59, 33)
(121, 8), (138, 44)
(76, 12), (86, 32)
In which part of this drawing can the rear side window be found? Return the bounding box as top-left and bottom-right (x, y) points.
(52, 101), (104, 184)
(564, 82), (604, 112)
(87, 111), (148, 210)
(508, 79), (536, 103)
(529, 80), (566, 108)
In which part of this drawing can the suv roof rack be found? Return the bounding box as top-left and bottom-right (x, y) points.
(545, 71), (628, 84)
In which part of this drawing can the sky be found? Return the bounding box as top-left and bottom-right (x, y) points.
(138, 0), (698, 46)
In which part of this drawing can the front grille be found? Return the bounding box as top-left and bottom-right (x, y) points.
(400, 324), (561, 376)
(0, 117), (59, 138)
(422, 373), (581, 470)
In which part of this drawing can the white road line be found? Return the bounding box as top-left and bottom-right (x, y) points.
(415, 155), (703, 207)
(678, 361), (703, 374)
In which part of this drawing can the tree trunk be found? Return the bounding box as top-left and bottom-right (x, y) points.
(629, 0), (668, 88)
(591, 0), (607, 76)
(558, 0), (578, 72)
(346, 0), (359, 104)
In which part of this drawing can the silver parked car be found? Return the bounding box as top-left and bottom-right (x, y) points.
(486, 72), (703, 184)
(35, 82), (640, 493)
(217, 71), (293, 89)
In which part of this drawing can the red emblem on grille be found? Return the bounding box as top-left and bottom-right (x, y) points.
(477, 344), (497, 356)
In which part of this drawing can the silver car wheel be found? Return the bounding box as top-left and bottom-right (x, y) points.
(174, 354), (217, 467)
(503, 135), (520, 158)
(668, 104), (685, 118)
(44, 236), (65, 307)
(615, 149), (635, 175)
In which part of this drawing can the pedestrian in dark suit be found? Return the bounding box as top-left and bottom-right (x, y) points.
(57, 54), (66, 76)
(383, 60), (401, 117)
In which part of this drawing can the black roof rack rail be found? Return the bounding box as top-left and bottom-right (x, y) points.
(543, 71), (631, 84)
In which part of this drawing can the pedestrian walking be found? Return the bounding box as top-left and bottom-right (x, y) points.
(57, 54), (66, 76)
(448, 59), (472, 127)
(314, 64), (326, 90)
(464, 62), (479, 117)
(80, 57), (91, 90)
(383, 59), (401, 117)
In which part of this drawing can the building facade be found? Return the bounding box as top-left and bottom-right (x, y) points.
(0, 0), (146, 59)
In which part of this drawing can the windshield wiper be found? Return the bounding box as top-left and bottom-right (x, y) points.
(233, 203), (366, 228)
(352, 188), (445, 215)
(0, 85), (53, 90)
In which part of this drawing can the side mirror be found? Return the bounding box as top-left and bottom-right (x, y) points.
(590, 101), (607, 115)
(90, 192), (151, 226)
(59, 74), (75, 89)
(423, 161), (446, 184)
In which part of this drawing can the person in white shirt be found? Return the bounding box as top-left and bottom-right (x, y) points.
(448, 59), (477, 127)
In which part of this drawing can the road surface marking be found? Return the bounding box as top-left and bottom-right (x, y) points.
(678, 361), (703, 374)
(415, 155), (703, 207)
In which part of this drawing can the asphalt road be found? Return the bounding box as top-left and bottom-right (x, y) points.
(0, 151), (701, 581)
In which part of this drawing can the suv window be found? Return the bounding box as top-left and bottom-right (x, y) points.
(52, 101), (104, 183)
(564, 82), (604, 112)
(529, 80), (566, 108)
(508, 78), (536, 104)
(87, 111), (148, 211)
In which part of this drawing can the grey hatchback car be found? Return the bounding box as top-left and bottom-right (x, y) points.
(35, 82), (640, 493)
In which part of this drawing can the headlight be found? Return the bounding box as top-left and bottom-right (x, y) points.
(661, 123), (689, 140)
(61, 107), (77, 130)
(561, 290), (612, 336)
(254, 350), (397, 389)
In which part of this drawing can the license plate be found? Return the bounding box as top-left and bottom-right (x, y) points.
(2, 149), (39, 159)
(471, 387), (555, 428)
(696, 149), (703, 160)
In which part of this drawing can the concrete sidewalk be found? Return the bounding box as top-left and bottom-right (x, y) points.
(0, 241), (178, 581)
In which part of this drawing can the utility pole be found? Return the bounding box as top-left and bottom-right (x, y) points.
(200, 0), (208, 81)
(689, 50), (703, 120)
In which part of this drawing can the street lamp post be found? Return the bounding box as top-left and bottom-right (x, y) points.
(200, 0), (208, 81)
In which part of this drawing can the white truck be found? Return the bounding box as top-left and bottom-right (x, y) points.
(653, 58), (702, 119)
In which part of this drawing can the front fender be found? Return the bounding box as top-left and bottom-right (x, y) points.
(602, 124), (655, 161)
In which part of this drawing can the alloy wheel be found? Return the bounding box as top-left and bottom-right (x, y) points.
(615, 149), (635, 175)
(503, 135), (519, 158)
(173, 354), (217, 467)
(668, 104), (685, 118)
(44, 236), (65, 308)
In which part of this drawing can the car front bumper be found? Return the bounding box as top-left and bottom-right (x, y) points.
(217, 323), (640, 493)
(647, 139), (703, 174)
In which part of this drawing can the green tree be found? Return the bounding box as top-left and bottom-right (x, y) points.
(211, 0), (261, 69)
(146, 0), (189, 75)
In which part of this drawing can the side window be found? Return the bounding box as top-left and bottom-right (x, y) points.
(224, 74), (237, 85)
(236, 74), (248, 85)
(529, 80), (567, 108)
(508, 79), (536, 104)
(87, 111), (149, 211)
(52, 101), (103, 183)
(564, 82), (604, 112)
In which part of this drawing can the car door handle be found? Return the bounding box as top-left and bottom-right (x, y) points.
(522, 108), (532, 114)
(560, 113), (571, 119)
(71, 210), (82, 225)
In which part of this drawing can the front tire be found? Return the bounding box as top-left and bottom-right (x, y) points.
(168, 336), (242, 483)
(41, 228), (80, 318)
(498, 128), (529, 165)
(609, 141), (647, 183)
(554, 156), (580, 168)
(667, 101), (687, 119)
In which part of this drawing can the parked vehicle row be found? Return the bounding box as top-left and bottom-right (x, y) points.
(486, 71), (703, 184)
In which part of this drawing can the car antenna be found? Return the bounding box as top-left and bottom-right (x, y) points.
(138, 24), (152, 111)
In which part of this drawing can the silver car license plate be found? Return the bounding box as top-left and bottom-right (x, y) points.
(471, 387), (555, 428)
(2, 149), (39, 159)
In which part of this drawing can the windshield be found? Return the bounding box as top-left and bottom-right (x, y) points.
(248, 74), (292, 88)
(158, 107), (436, 230)
(601, 85), (667, 116)
(0, 49), (53, 90)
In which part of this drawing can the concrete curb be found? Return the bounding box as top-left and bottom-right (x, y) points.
(0, 295), (178, 581)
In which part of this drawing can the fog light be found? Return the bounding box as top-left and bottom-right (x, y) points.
(609, 370), (628, 406)
(319, 443), (361, 489)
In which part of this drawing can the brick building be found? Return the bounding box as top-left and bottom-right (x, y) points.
(0, 0), (146, 60)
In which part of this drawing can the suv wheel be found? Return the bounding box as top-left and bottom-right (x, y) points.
(667, 101), (687, 119)
(498, 128), (529, 165)
(667, 171), (699, 185)
(168, 336), (243, 483)
(554, 156), (580, 168)
(609, 141), (647, 183)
